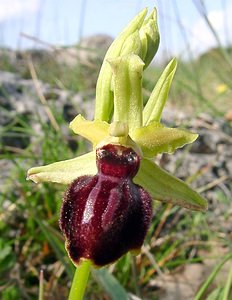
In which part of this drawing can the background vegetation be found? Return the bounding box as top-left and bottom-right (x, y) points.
(0, 2), (232, 299)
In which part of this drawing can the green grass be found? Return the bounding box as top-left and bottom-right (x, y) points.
(143, 46), (232, 118)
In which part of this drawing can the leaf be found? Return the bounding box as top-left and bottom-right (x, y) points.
(92, 268), (130, 300)
(27, 151), (97, 184)
(0, 244), (11, 260)
(131, 121), (198, 157)
(36, 219), (74, 279)
(69, 114), (109, 147)
(206, 288), (224, 300)
(143, 58), (177, 125)
(134, 158), (208, 211)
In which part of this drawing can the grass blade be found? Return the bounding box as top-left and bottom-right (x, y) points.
(222, 265), (232, 300)
(194, 253), (232, 300)
(36, 219), (74, 279)
(92, 268), (130, 300)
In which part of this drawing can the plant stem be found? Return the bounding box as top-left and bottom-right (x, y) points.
(68, 261), (91, 300)
(131, 256), (141, 297)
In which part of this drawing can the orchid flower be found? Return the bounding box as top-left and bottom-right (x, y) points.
(27, 8), (207, 270)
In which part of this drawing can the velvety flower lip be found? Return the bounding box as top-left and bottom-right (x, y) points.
(60, 144), (152, 267)
(27, 8), (208, 267)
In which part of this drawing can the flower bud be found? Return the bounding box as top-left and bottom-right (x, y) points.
(139, 8), (160, 68)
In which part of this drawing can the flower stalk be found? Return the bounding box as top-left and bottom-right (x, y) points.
(68, 261), (91, 300)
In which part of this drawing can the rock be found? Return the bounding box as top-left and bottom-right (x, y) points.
(162, 106), (188, 126)
(0, 70), (92, 151)
(0, 159), (15, 190)
(226, 160), (232, 177)
(55, 34), (113, 67)
(150, 264), (207, 300)
(150, 244), (232, 300)
(190, 132), (217, 154)
(77, 34), (113, 65)
(159, 109), (232, 206)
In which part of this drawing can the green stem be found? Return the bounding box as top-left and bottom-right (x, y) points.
(68, 261), (91, 300)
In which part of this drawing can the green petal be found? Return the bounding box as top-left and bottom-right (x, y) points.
(143, 58), (177, 125)
(109, 54), (144, 131)
(134, 158), (208, 211)
(95, 8), (148, 122)
(131, 121), (198, 157)
(27, 151), (97, 184)
(70, 114), (109, 147)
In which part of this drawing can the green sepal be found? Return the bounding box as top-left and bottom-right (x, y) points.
(95, 8), (148, 122)
(70, 114), (109, 147)
(143, 58), (177, 125)
(109, 54), (144, 131)
(134, 158), (208, 211)
(120, 30), (141, 56)
(131, 121), (198, 157)
(27, 151), (97, 184)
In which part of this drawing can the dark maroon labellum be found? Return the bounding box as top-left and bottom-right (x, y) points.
(60, 144), (152, 267)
